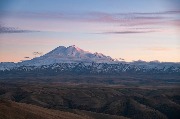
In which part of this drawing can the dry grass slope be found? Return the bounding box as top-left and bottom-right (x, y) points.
(0, 100), (92, 119)
(0, 100), (128, 119)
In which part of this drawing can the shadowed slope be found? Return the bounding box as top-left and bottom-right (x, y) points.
(0, 100), (92, 119)
(0, 99), (128, 119)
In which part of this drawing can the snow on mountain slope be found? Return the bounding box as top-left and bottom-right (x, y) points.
(0, 45), (179, 74)
(0, 62), (17, 71)
(20, 45), (116, 66)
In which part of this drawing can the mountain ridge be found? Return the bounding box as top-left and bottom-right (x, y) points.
(19, 45), (117, 66)
(0, 45), (180, 74)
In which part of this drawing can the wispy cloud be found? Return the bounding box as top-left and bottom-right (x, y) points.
(1, 10), (179, 22)
(99, 30), (156, 34)
(1, 10), (179, 34)
(0, 24), (40, 34)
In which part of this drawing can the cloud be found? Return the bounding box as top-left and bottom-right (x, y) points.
(1, 10), (179, 22)
(0, 24), (40, 34)
(129, 10), (180, 15)
(100, 30), (156, 34)
(1, 10), (179, 34)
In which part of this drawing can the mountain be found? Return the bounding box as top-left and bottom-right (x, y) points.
(19, 45), (116, 66)
(0, 45), (180, 75)
(0, 62), (17, 71)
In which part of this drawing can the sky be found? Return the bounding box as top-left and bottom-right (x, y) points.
(0, 0), (180, 62)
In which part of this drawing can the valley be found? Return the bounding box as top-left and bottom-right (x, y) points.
(0, 80), (179, 119)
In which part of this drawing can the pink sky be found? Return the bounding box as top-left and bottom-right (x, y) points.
(0, 1), (180, 62)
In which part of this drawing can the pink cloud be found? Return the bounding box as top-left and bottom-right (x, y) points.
(1, 10), (180, 34)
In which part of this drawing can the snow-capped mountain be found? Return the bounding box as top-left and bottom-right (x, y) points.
(0, 62), (18, 71)
(20, 45), (116, 66)
(0, 45), (180, 75)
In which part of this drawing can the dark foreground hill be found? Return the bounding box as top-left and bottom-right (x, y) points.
(0, 99), (128, 119)
(0, 82), (179, 119)
(0, 99), (90, 119)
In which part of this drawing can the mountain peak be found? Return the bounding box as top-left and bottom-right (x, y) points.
(69, 45), (76, 47)
(67, 45), (83, 52)
(20, 45), (117, 66)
